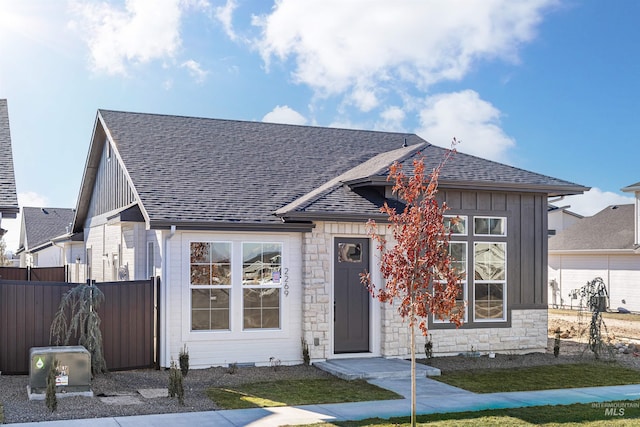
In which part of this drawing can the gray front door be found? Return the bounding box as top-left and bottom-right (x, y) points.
(334, 238), (370, 354)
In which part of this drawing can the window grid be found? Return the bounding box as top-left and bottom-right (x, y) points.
(242, 242), (282, 330)
(190, 242), (232, 331)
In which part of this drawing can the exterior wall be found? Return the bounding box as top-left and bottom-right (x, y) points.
(549, 253), (640, 312)
(302, 189), (550, 361)
(162, 230), (303, 368)
(427, 309), (548, 355)
(301, 221), (386, 361)
(84, 221), (148, 282)
(65, 242), (87, 283)
(548, 209), (581, 236)
(33, 245), (64, 267)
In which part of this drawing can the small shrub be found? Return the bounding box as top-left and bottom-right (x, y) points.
(45, 359), (58, 412)
(554, 328), (561, 357)
(424, 334), (433, 360)
(227, 362), (238, 375)
(301, 338), (310, 366)
(168, 360), (184, 405)
(179, 344), (189, 377)
(269, 357), (281, 372)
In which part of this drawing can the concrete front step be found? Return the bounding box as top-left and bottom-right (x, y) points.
(314, 357), (440, 380)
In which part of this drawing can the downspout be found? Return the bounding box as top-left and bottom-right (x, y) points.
(161, 225), (176, 368)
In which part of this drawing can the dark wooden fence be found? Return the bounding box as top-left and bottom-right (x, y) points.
(0, 278), (159, 374)
(0, 266), (66, 282)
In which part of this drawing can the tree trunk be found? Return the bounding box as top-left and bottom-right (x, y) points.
(411, 308), (416, 427)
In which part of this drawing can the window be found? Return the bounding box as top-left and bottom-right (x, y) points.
(474, 217), (506, 236)
(434, 241), (467, 323)
(337, 242), (362, 262)
(474, 242), (506, 321)
(444, 215), (467, 235)
(242, 242), (282, 329)
(190, 242), (231, 331)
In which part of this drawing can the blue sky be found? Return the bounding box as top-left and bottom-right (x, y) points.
(1, 0), (639, 252)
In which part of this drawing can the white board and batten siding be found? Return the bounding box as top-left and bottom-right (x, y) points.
(549, 253), (640, 312)
(165, 231), (303, 368)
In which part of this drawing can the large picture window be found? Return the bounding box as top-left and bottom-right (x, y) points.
(190, 242), (231, 331)
(474, 242), (506, 321)
(242, 242), (282, 329)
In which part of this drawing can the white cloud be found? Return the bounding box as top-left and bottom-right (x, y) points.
(416, 90), (515, 162)
(215, 0), (238, 41)
(262, 105), (307, 125)
(2, 191), (50, 253)
(375, 106), (406, 132)
(69, 0), (208, 75)
(561, 188), (635, 217)
(181, 59), (209, 83)
(254, 0), (555, 100)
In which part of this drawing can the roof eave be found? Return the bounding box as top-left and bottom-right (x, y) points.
(277, 211), (389, 223)
(148, 220), (315, 233)
(549, 248), (637, 255)
(438, 181), (590, 196)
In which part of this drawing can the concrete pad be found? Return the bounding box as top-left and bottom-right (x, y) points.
(99, 395), (144, 405)
(138, 388), (169, 398)
(369, 377), (473, 399)
(315, 357), (440, 380)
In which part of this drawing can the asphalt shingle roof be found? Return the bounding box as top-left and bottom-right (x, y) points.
(91, 110), (587, 227)
(0, 99), (18, 213)
(549, 204), (635, 251)
(22, 207), (76, 250)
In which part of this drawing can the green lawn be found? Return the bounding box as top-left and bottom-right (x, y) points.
(206, 378), (401, 409)
(434, 362), (640, 393)
(303, 400), (640, 426)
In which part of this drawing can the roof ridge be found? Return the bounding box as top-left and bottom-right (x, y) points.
(275, 143), (426, 216)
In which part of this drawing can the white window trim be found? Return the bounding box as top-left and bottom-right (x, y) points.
(189, 241), (233, 332)
(473, 216), (507, 237)
(444, 215), (468, 236)
(433, 241), (468, 323)
(473, 241), (507, 322)
(182, 234), (291, 342)
(241, 242), (283, 331)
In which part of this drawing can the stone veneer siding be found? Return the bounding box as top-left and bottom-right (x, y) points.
(302, 220), (548, 360)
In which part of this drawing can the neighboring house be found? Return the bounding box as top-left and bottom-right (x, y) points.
(548, 204), (583, 237)
(16, 207), (81, 269)
(548, 203), (640, 311)
(0, 99), (19, 237)
(71, 109), (588, 368)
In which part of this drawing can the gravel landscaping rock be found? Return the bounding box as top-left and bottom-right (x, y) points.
(2, 310), (639, 424)
(0, 365), (333, 424)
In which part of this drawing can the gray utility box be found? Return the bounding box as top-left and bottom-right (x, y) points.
(28, 346), (92, 395)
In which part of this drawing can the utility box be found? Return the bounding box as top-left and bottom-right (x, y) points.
(28, 346), (93, 399)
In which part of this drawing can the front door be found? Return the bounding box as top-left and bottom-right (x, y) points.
(334, 238), (370, 354)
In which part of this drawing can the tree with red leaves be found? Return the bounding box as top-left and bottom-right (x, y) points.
(361, 143), (463, 426)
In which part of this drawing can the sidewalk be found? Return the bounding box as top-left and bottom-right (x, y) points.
(9, 358), (640, 427)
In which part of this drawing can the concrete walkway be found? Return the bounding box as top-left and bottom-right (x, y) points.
(10, 358), (640, 427)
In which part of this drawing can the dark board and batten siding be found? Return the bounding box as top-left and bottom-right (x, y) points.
(441, 189), (548, 313)
(86, 139), (137, 219)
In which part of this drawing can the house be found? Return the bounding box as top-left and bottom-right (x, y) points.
(71, 109), (588, 368)
(548, 204), (583, 237)
(0, 99), (19, 237)
(548, 203), (640, 311)
(16, 207), (83, 272)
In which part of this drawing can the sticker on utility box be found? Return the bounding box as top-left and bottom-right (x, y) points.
(56, 365), (69, 386)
